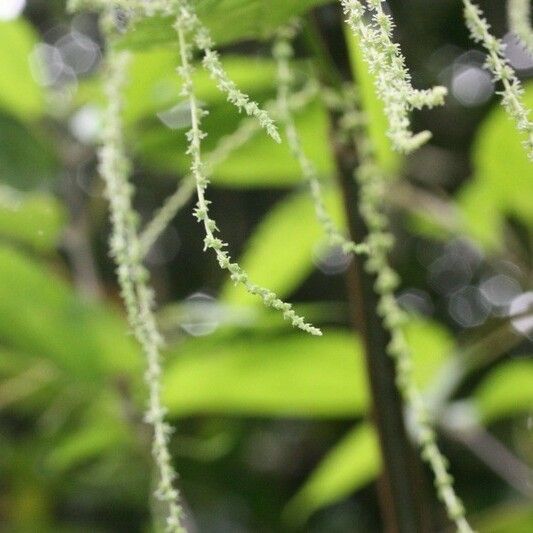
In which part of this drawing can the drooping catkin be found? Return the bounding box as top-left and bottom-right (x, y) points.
(340, 0), (447, 154)
(174, 6), (321, 336)
(273, 26), (367, 256)
(171, 0), (281, 142)
(99, 44), (185, 533)
(508, 0), (533, 56)
(68, 2), (186, 531)
(140, 81), (319, 256)
(335, 93), (474, 533)
(463, 0), (533, 160)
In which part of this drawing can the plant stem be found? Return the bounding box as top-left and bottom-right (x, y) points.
(334, 131), (432, 533)
(309, 10), (433, 532)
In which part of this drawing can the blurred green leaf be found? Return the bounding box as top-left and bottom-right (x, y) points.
(473, 358), (533, 424)
(0, 246), (140, 379)
(284, 422), (380, 526)
(459, 83), (533, 249)
(474, 503), (533, 533)
(0, 113), (59, 190)
(0, 186), (65, 252)
(80, 49), (330, 186)
(213, 98), (333, 187)
(133, 57), (331, 187)
(408, 317), (454, 388)
(0, 20), (44, 121)
(46, 393), (132, 473)
(163, 320), (453, 418)
(79, 53), (278, 125)
(137, 97), (331, 186)
(222, 190), (342, 305)
(164, 330), (368, 418)
(280, 321), (452, 524)
(116, 0), (331, 49)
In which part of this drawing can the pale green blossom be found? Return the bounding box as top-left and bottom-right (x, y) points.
(464, 0), (533, 160)
(508, 0), (533, 56)
(340, 0), (447, 154)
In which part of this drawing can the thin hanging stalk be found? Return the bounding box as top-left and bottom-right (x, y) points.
(68, 2), (186, 531)
(273, 26), (367, 256)
(508, 0), (533, 56)
(337, 93), (474, 533)
(174, 5), (321, 335)
(99, 43), (184, 533)
(464, 0), (533, 160)
(340, 0), (447, 153)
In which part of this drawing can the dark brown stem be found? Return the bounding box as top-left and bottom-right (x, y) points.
(308, 8), (434, 532)
(332, 129), (432, 533)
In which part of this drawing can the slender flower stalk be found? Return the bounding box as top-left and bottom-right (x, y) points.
(68, 2), (186, 531)
(196, 28), (281, 143)
(273, 27), (367, 256)
(140, 178), (195, 257)
(463, 0), (533, 160)
(171, 0), (281, 142)
(139, 81), (318, 256)
(335, 93), (474, 533)
(340, 0), (447, 154)
(174, 8), (321, 336)
(99, 42), (184, 533)
(508, 0), (533, 56)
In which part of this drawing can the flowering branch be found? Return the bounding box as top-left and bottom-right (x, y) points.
(335, 92), (474, 533)
(464, 0), (533, 160)
(274, 25), (367, 256)
(508, 0), (533, 56)
(174, 6), (321, 336)
(98, 39), (184, 533)
(340, 0), (447, 154)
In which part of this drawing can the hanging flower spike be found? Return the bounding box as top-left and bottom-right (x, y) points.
(170, 0), (281, 142)
(464, 0), (533, 160)
(139, 80), (318, 256)
(332, 92), (473, 533)
(508, 0), (533, 56)
(98, 29), (185, 533)
(334, 91), (475, 533)
(340, 0), (447, 154)
(273, 25), (367, 256)
(173, 7), (321, 336)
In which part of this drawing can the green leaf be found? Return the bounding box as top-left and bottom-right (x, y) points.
(164, 330), (369, 418)
(284, 422), (381, 526)
(45, 394), (132, 473)
(214, 99), (333, 187)
(0, 186), (65, 252)
(473, 358), (533, 424)
(138, 97), (331, 187)
(0, 113), (59, 190)
(407, 318), (454, 388)
(163, 320), (453, 418)
(117, 0), (331, 49)
(80, 50), (330, 186)
(474, 503), (533, 533)
(221, 190), (342, 305)
(282, 321), (453, 525)
(78, 53), (278, 124)
(0, 246), (140, 379)
(131, 56), (331, 186)
(0, 20), (44, 121)
(459, 82), (533, 249)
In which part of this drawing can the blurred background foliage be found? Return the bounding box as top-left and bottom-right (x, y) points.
(0, 0), (532, 531)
